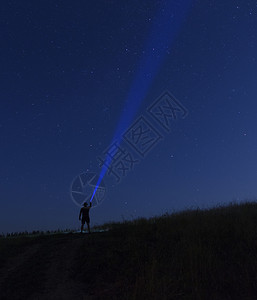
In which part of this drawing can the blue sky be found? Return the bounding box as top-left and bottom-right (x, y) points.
(1, 0), (257, 233)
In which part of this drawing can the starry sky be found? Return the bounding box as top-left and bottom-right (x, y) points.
(1, 0), (257, 234)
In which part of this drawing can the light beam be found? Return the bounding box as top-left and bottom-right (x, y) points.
(90, 0), (193, 202)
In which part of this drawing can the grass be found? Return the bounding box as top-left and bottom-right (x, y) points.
(1, 201), (257, 299)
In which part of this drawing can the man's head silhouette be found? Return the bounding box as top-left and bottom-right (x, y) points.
(83, 202), (88, 207)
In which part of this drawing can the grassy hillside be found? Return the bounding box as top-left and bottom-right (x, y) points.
(1, 201), (257, 299)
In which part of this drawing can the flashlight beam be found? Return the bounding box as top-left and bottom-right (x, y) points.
(90, 0), (193, 202)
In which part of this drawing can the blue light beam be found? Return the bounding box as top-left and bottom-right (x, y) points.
(90, 0), (193, 202)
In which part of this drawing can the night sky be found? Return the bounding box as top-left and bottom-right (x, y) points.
(1, 1), (257, 234)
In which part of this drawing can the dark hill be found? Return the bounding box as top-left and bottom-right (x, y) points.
(1, 201), (257, 299)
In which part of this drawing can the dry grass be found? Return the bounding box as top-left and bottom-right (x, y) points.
(1, 201), (257, 299)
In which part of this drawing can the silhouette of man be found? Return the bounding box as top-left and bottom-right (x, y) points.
(79, 201), (92, 233)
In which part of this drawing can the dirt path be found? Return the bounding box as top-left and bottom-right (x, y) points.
(0, 234), (95, 300)
(0, 243), (40, 289)
(35, 236), (87, 300)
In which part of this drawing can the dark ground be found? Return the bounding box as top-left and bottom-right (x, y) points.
(1, 202), (257, 299)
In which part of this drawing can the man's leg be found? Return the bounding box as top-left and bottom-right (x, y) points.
(87, 221), (91, 234)
(81, 223), (84, 233)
